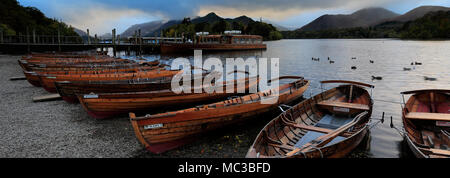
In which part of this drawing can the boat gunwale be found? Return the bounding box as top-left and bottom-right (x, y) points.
(130, 76), (308, 121)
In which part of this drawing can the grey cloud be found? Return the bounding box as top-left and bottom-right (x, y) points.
(76, 0), (410, 19)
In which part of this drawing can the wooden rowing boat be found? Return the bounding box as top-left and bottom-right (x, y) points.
(23, 71), (42, 87)
(28, 62), (159, 72)
(22, 55), (112, 61)
(129, 76), (309, 153)
(31, 66), (158, 75)
(401, 89), (450, 158)
(23, 66), (160, 87)
(55, 72), (208, 103)
(21, 61), (159, 71)
(23, 53), (106, 59)
(246, 80), (374, 158)
(39, 69), (180, 93)
(18, 59), (132, 69)
(79, 76), (259, 119)
(19, 60), (131, 71)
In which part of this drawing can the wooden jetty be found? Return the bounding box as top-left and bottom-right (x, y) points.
(0, 28), (181, 54)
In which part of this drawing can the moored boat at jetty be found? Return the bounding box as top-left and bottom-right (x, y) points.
(129, 76), (309, 153)
(79, 76), (259, 119)
(246, 80), (374, 158)
(160, 31), (266, 53)
(401, 89), (450, 158)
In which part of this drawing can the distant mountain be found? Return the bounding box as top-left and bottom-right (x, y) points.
(298, 7), (399, 31)
(191, 12), (224, 24)
(230, 15), (255, 25)
(387, 6), (450, 22)
(72, 27), (93, 42)
(151, 19), (183, 36)
(121, 20), (165, 37)
(120, 20), (182, 37)
(73, 28), (88, 37)
(120, 12), (265, 37)
(262, 20), (293, 31)
(399, 10), (450, 39)
(99, 33), (112, 39)
(191, 12), (255, 25)
(283, 5), (450, 39)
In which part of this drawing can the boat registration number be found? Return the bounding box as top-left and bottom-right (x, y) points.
(333, 107), (349, 113)
(84, 94), (98, 99)
(144, 124), (163, 130)
(436, 121), (450, 127)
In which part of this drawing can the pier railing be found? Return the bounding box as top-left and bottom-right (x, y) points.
(0, 28), (182, 54)
(0, 34), (182, 45)
(0, 35), (83, 44)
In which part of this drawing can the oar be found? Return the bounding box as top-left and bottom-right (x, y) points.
(285, 111), (368, 157)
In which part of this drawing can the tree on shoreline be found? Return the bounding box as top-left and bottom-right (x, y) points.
(0, 0), (78, 37)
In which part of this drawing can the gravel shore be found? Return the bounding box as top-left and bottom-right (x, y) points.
(0, 55), (270, 158)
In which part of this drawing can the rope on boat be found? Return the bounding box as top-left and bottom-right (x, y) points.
(368, 119), (384, 129)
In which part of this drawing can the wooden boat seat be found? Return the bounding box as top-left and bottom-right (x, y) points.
(315, 115), (354, 130)
(292, 115), (352, 148)
(285, 123), (334, 134)
(419, 148), (450, 157)
(294, 131), (346, 148)
(318, 100), (370, 111)
(405, 112), (450, 121)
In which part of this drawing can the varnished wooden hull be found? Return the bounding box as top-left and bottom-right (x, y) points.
(246, 82), (373, 158)
(23, 71), (41, 87)
(22, 53), (107, 60)
(78, 77), (259, 119)
(55, 73), (209, 103)
(405, 134), (428, 158)
(55, 77), (173, 103)
(33, 66), (157, 75)
(28, 64), (156, 72)
(20, 61), (147, 71)
(39, 70), (180, 93)
(24, 66), (159, 87)
(130, 77), (309, 153)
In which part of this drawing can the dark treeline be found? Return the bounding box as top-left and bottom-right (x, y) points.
(400, 11), (450, 39)
(281, 27), (400, 39)
(0, 0), (78, 37)
(163, 18), (282, 41)
(283, 10), (450, 40)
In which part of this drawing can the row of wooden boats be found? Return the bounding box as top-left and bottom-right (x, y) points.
(20, 52), (449, 158)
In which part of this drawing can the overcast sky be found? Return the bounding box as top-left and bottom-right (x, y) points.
(17, 0), (450, 35)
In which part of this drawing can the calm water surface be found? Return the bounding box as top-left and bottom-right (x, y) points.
(117, 39), (450, 158)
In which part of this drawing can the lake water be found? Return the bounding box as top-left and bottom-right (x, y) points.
(116, 39), (450, 158)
